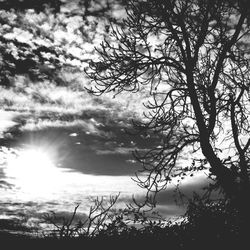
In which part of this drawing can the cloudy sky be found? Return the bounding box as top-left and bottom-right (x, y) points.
(0, 0), (211, 234)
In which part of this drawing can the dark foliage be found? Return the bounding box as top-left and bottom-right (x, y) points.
(0, 196), (246, 249)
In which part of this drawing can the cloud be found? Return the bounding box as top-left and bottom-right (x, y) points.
(0, 74), (158, 180)
(0, 200), (89, 234)
(0, 74), (147, 129)
(95, 147), (135, 155)
(0, 180), (14, 189)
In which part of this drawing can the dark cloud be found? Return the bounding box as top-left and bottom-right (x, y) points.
(0, 180), (14, 189)
(0, 200), (84, 234)
(42, 210), (89, 226)
(1, 104), (161, 176)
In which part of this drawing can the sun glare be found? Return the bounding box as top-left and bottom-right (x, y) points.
(2, 145), (145, 205)
(5, 147), (59, 193)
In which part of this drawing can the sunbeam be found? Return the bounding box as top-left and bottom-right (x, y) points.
(5, 146), (60, 193)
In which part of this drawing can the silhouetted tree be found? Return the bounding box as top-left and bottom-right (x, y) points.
(86, 0), (250, 219)
(43, 194), (119, 239)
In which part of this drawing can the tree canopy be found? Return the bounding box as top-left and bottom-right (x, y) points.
(86, 0), (250, 211)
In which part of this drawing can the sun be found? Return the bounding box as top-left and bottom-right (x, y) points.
(5, 146), (59, 193)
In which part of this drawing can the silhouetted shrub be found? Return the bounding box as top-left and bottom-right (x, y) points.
(1, 194), (246, 249)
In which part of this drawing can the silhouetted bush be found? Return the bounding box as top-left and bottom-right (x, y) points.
(1, 194), (247, 249)
(90, 194), (244, 248)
